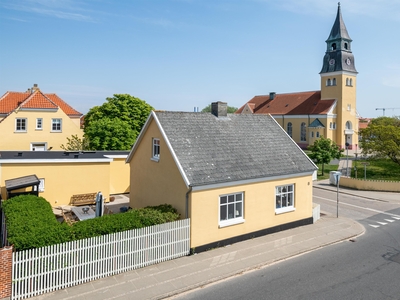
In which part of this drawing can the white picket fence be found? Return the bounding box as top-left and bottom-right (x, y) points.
(12, 219), (190, 300)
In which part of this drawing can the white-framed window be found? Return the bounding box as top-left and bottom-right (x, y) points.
(275, 184), (295, 214)
(332, 78), (336, 86)
(34, 179), (45, 192)
(219, 192), (244, 227)
(316, 132), (320, 138)
(51, 118), (62, 132)
(36, 118), (43, 130)
(31, 143), (47, 151)
(310, 131), (314, 138)
(333, 122), (336, 129)
(15, 118), (27, 132)
(287, 122), (292, 138)
(347, 104), (351, 111)
(152, 138), (160, 161)
(345, 121), (352, 130)
(330, 122), (333, 129)
(300, 122), (306, 142)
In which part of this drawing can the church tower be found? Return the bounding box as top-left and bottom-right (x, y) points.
(320, 3), (358, 149)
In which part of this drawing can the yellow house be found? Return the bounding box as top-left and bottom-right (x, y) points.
(126, 102), (318, 253)
(237, 3), (358, 150)
(0, 84), (83, 151)
(0, 151), (130, 206)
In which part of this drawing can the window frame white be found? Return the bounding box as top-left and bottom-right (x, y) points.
(15, 118), (27, 132)
(33, 178), (45, 192)
(51, 118), (62, 132)
(151, 138), (160, 161)
(219, 192), (244, 228)
(36, 118), (43, 130)
(275, 184), (295, 214)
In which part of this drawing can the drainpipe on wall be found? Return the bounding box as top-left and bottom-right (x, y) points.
(185, 186), (192, 219)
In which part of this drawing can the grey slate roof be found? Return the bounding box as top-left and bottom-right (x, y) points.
(154, 112), (317, 187)
(309, 118), (325, 128)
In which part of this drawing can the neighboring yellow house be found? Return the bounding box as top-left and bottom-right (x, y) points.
(0, 84), (83, 151)
(237, 3), (358, 150)
(0, 151), (130, 206)
(126, 102), (318, 253)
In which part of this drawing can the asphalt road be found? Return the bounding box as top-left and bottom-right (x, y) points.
(173, 188), (400, 300)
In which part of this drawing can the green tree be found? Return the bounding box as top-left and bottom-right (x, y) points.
(84, 94), (154, 150)
(201, 104), (238, 113)
(359, 116), (400, 165)
(308, 136), (343, 176)
(61, 134), (91, 151)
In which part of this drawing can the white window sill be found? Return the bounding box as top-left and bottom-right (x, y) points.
(51, 131), (62, 133)
(219, 218), (245, 228)
(15, 131), (27, 133)
(151, 157), (159, 162)
(275, 207), (295, 215)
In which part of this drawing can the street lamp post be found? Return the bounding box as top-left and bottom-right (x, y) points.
(345, 142), (350, 176)
(334, 173), (341, 218)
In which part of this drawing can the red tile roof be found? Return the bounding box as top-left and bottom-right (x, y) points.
(0, 90), (82, 117)
(236, 91), (335, 115)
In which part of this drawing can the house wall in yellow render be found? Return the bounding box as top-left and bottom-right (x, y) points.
(0, 109), (83, 151)
(108, 156), (130, 194)
(189, 175), (313, 248)
(0, 162), (111, 206)
(129, 119), (188, 216)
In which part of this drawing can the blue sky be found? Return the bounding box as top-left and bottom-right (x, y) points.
(1, 0), (400, 118)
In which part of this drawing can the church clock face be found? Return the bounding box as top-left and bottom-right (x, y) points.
(329, 59), (335, 65)
(345, 58), (351, 65)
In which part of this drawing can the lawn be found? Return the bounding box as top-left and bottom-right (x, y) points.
(351, 158), (400, 181)
(313, 158), (400, 181)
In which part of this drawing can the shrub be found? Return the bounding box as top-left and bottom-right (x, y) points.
(2, 195), (71, 250)
(2, 196), (180, 250)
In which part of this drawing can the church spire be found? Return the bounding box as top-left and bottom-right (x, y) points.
(327, 2), (351, 42)
(320, 3), (357, 74)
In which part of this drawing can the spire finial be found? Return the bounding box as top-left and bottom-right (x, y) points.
(338, 2), (340, 6)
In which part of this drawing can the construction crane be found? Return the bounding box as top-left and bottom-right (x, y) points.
(375, 107), (400, 116)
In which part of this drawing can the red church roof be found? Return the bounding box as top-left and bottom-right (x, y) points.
(237, 91), (335, 115)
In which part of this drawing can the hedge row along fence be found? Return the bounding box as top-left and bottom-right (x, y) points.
(2, 195), (180, 251)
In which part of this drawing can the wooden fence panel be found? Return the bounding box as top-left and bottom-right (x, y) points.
(12, 219), (190, 299)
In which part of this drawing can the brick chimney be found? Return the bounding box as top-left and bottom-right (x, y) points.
(211, 101), (227, 117)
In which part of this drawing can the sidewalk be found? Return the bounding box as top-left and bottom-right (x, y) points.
(34, 215), (364, 300)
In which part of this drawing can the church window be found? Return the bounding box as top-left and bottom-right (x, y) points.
(300, 123), (306, 142)
(330, 122), (333, 129)
(311, 131), (314, 138)
(349, 78), (353, 86)
(331, 43), (336, 50)
(345, 121), (352, 130)
(326, 79), (331, 86)
(347, 104), (351, 111)
(332, 78), (336, 86)
(287, 122), (292, 138)
(333, 122), (336, 129)
(316, 132), (320, 138)
(344, 42), (348, 50)
(346, 78), (349, 86)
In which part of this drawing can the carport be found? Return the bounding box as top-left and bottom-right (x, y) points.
(5, 174), (40, 199)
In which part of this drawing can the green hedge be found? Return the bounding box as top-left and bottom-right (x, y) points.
(2, 195), (71, 250)
(2, 195), (180, 251)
